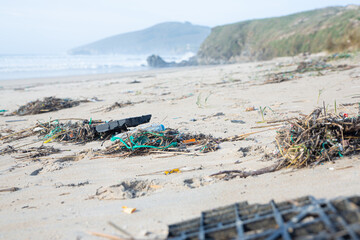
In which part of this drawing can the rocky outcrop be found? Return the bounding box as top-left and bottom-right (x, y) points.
(146, 55), (198, 68)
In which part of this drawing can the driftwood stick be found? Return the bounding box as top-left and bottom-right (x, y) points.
(108, 221), (134, 240)
(0, 126), (37, 141)
(0, 187), (20, 192)
(210, 163), (279, 179)
(88, 231), (128, 240)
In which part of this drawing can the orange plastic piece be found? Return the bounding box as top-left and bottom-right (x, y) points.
(182, 138), (196, 144)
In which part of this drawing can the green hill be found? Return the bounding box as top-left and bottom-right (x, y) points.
(70, 22), (210, 55)
(197, 5), (360, 64)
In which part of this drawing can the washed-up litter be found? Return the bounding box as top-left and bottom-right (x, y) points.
(231, 120), (245, 124)
(0, 145), (17, 155)
(275, 107), (360, 168)
(0, 110), (8, 115)
(55, 149), (94, 162)
(5, 119), (27, 123)
(30, 167), (43, 176)
(0, 116), (152, 161)
(88, 231), (127, 240)
(15, 146), (61, 159)
(168, 195), (360, 239)
(295, 60), (332, 73)
(12, 97), (89, 116)
(1, 126), (34, 143)
(245, 106), (256, 112)
(122, 206), (136, 214)
(265, 58), (356, 84)
(128, 80), (141, 84)
(37, 115), (151, 144)
(95, 115), (151, 133)
(90, 179), (157, 200)
(102, 126), (279, 158)
(325, 52), (352, 61)
(102, 128), (220, 157)
(104, 101), (134, 112)
(164, 168), (180, 175)
(55, 181), (89, 188)
(211, 107), (360, 180)
(38, 119), (105, 144)
(1, 113), (274, 161)
(0, 187), (20, 192)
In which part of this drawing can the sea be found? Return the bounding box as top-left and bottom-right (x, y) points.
(0, 53), (194, 81)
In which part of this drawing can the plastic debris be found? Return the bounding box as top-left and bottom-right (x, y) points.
(168, 195), (360, 239)
(122, 206), (136, 214)
(164, 168), (180, 175)
(245, 107), (256, 112)
(95, 115), (151, 133)
(182, 138), (196, 144)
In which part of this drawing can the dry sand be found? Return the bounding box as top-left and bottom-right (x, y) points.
(0, 53), (360, 239)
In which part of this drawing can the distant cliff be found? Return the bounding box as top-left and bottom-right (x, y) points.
(198, 5), (360, 64)
(70, 22), (211, 55)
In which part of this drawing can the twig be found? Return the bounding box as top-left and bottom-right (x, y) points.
(210, 163), (279, 179)
(108, 222), (134, 240)
(0, 126), (37, 141)
(0, 187), (20, 192)
(88, 231), (128, 240)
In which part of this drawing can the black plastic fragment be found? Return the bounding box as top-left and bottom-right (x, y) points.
(95, 114), (151, 133)
(30, 167), (43, 176)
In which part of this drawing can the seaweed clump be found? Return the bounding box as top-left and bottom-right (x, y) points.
(14, 97), (87, 116)
(275, 108), (360, 168)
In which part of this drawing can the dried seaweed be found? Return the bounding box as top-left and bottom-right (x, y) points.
(0, 145), (17, 155)
(105, 101), (133, 112)
(265, 59), (356, 84)
(13, 97), (88, 116)
(16, 146), (61, 159)
(275, 108), (360, 168)
(37, 119), (106, 144)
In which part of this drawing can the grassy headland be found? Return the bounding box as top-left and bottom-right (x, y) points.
(198, 5), (360, 64)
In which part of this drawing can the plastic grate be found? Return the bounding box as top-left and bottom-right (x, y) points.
(168, 195), (360, 240)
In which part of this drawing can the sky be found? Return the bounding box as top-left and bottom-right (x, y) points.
(1, 0), (360, 54)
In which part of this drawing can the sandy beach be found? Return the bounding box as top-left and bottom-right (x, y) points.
(1, 53), (360, 239)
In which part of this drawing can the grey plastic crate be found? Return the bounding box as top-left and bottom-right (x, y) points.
(168, 195), (360, 240)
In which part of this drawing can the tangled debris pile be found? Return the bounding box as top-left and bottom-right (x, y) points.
(38, 119), (105, 144)
(275, 108), (360, 168)
(103, 129), (220, 157)
(211, 107), (360, 180)
(265, 58), (356, 84)
(13, 97), (88, 116)
(295, 60), (332, 73)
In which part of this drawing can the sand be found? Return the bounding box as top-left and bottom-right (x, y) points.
(0, 53), (360, 239)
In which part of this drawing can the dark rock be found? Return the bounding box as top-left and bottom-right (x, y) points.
(147, 55), (174, 68)
(147, 54), (198, 68)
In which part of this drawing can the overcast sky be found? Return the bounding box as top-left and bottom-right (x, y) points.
(1, 0), (359, 54)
